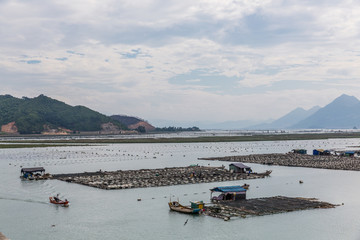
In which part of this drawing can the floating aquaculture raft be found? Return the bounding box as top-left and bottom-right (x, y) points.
(200, 153), (360, 171)
(204, 196), (337, 220)
(51, 166), (267, 190)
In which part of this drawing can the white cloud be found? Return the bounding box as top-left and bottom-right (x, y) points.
(1, 0), (360, 123)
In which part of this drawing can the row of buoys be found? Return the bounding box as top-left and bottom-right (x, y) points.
(136, 191), (209, 202)
(3, 139), (357, 172)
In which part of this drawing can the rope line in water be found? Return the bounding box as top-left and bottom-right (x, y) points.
(136, 191), (208, 201)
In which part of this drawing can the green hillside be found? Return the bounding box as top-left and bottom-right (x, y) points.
(0, 94), (126, 134)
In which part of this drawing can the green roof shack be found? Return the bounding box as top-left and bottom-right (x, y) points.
(229, 163), (252, 173)
(292, 149), (307, 154)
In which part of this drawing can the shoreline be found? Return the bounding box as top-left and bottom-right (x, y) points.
(1, 132), (360, 147)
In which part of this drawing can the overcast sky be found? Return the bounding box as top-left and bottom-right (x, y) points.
(1, 0), (360, 123)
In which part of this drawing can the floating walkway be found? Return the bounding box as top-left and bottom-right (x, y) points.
(204, 196), (337, 220)
(200, 153), (360, 171)
(52, 166), (267, 190)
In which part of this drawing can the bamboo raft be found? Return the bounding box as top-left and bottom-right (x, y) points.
(204, 196), (337, 220)
(51, 166), (268, 190)
(200, 153), (360, 171)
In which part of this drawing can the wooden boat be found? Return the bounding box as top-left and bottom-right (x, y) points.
(168, 201), (201, 214)
(241, 184), (250, 189)
(49, 196), (69, 206)
(256, 170), (272, 177)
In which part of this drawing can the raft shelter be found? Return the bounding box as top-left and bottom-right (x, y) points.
(229, 163), (252, 173)
(20, 167), (45, 180)
(313, 149), (331, 156)
(210, 185), (247, 202)
(292, 149), (307, 154)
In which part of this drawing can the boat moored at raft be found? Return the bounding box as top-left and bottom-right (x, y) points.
(241, 184), (250, 189)
(256, 170), (272, 177)
(168, 201), (202, 214)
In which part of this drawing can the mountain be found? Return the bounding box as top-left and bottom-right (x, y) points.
(0, 94), (127, 134)
(249, 106), (320, 130)
(272, 106), (321, 128)
(291, 94), (360, 129)
(111, 115), (155, 132)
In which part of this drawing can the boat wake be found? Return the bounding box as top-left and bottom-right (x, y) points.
(0, 196), (48, 205)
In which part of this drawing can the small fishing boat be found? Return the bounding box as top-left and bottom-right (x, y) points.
(49, 196), (69, 207)
(257, 170), (272, 176)
(168, 201), (201, 214)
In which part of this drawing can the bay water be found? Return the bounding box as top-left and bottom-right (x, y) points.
(1, 138), (360, 239)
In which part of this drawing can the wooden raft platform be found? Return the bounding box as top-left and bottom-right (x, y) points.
(51, 166), (267, 190)
(200, 153), (360, 171)
(204, 196), (337, 220)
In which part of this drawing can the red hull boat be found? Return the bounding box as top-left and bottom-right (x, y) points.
(49, 197), (69, 206)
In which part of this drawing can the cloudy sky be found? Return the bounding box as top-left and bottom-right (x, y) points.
(1, 0), (360, 125)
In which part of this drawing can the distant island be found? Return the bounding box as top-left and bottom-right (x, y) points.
(154, 126), (200, 132)
(0, 94), (200, 135)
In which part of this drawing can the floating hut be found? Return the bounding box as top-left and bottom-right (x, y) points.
(20, 167), (46, 180)
(210, 185), (247, 202)
(344, 151), (355, 157)
(229, 163), (252, 173)
(313, 149), (331, 156)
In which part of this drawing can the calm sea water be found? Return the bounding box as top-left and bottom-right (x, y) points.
(1, 138), (360, 240)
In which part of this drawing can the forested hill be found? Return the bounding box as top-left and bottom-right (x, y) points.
(111, 115), (145, 126)
(0, 94), (126, 134)
(111, 115), (156, 132)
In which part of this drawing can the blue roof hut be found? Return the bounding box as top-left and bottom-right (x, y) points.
(20, 167), (45, 179)
(210, 185), (247, 201)
(313, 149), (331, 155)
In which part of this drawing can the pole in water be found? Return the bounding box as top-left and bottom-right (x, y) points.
(184, 219), (188, 226)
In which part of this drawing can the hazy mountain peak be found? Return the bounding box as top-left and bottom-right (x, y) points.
(291, 94), (360, 129)
(331, 94), (359, 106)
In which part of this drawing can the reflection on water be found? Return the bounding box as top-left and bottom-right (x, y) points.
(1, 138), (360, 240)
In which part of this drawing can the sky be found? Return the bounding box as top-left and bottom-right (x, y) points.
(1, 0), (360, 125)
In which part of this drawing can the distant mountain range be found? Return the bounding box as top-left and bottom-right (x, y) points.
(152, 94), (360, 130)
(2, 93), (359, 134)
(291, 94), (360, 129)
(249, 106), (321, 130)
(252, 94), (360, 130)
